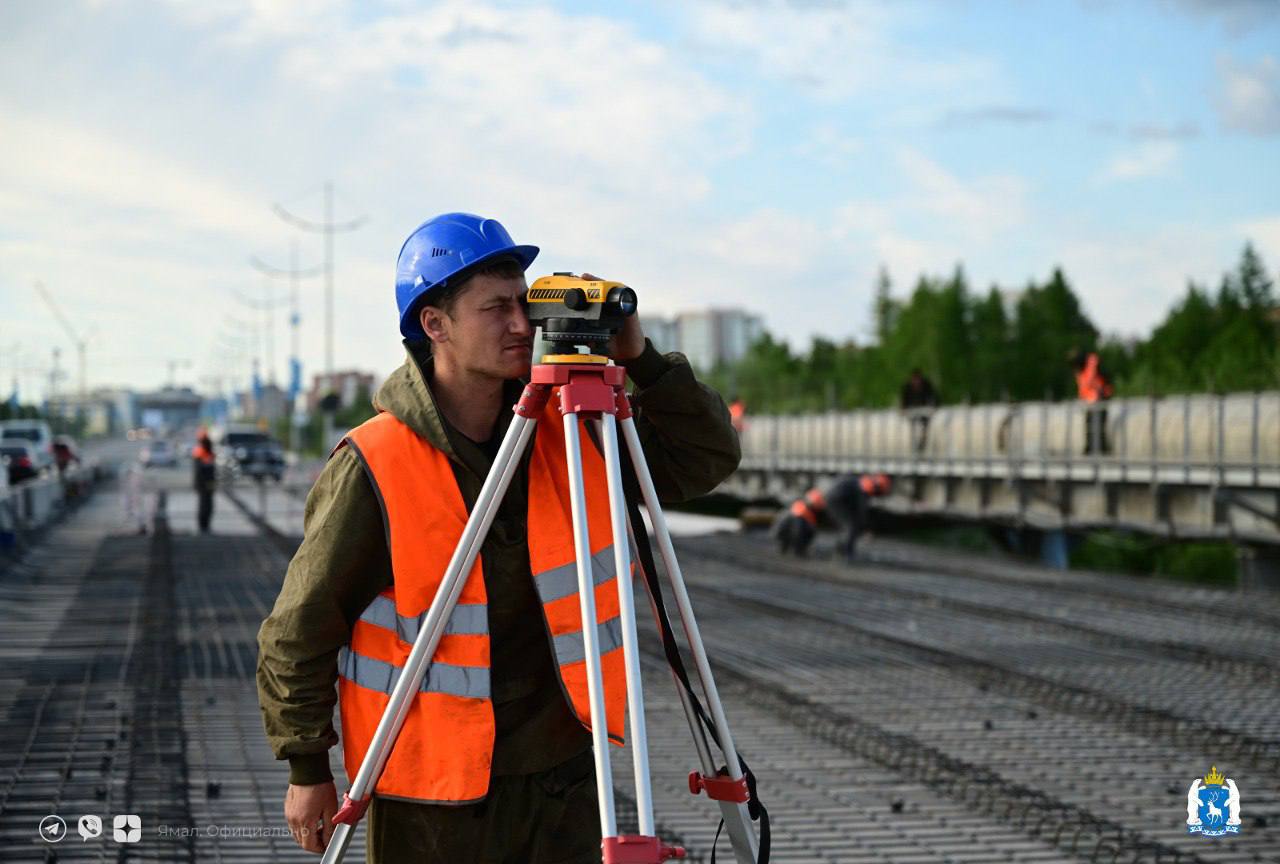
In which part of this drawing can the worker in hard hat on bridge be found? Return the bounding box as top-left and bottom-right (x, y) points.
(255, 213), (740, 862)
(773, 473), (891, 561)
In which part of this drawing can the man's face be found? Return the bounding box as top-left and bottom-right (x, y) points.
(423, 273), (533, 380)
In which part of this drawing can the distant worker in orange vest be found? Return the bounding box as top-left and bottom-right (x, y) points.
(1069, 349), (1113, 455)
(728, 395), (746, 433)
(255, 213), (741, 861)
(773, 473), (891, 561)
(191, 432), (217, 533)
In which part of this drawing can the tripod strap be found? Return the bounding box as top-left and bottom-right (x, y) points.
(624, 493), (770, 864)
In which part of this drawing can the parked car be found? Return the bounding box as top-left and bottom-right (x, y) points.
(0, 420), (54, 470)
(1, 442), (42, 485)
(218, 427), (285, 482)
(140, 440), (178, 468)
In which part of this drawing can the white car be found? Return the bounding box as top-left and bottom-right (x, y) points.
(0, 420), (55, 471)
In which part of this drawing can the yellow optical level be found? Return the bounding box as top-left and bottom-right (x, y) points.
(527, 274), (629, 307)
(525, 273), (638, 354)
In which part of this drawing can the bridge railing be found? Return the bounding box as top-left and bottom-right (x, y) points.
(0, 462), (101, 552)
(738, 391), (1280, 489)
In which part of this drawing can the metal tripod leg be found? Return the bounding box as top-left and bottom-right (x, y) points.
(561, 411), (620, 837)
(600, 412), (656, 836)
(321, 412), (538, 864)
(619, 416), (760, 864)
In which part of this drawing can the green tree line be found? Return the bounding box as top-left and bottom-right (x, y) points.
(708, 243), (1277, 413)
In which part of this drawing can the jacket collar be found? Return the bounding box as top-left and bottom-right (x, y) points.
(372, 340), (525, 466)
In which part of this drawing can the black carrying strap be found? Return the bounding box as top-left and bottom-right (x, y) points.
(624, 493), (770, 864)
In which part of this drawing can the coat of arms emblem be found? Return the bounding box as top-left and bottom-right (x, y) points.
(1186, 765), (1241, 837)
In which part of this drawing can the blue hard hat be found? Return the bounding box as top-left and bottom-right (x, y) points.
(396, 212), (539, 339)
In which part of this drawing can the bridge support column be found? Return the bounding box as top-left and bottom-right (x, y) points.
(1040, 529), (1070, 570)
(1239, 544), (1280, 591)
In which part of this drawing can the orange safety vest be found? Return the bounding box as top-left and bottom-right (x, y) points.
(728, 400), (746, 432)
(789, 487), (826, 526)
(191, 444), (214, 465)
(336, 402), (627, 804)
(1075, 352), (1113, 403)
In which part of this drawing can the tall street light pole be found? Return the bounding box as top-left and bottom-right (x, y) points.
(250, 243), (322, 453)
(272, 182), (367, 381)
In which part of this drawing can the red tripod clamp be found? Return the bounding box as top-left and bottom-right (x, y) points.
(688, 769), (750, 803)
(331, 792), (372, 826)
(513, 382), (552, 418)
(602, 835), (686, 863)
(530, 361), (627, 417)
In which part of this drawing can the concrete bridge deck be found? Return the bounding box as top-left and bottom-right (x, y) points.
(0, 467), (1276, 862)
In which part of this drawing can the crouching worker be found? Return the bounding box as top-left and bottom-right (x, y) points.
(773, 473), (891, 560)
(255, 212), (740, 863)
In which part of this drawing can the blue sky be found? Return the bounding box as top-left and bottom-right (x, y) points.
(2, 0), (1278, 397)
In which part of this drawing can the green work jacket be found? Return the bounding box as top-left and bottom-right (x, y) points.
(256, 339), (740, 786)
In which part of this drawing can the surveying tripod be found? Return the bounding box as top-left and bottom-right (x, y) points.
(321, 355), (767, 864)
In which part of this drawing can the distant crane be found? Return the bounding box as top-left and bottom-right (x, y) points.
(34, 281), (95, 413)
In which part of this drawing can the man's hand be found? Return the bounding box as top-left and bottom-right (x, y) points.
(285, 781), (339, 854)
(608, 315), (646, 362)
(581, 273), (645, 361)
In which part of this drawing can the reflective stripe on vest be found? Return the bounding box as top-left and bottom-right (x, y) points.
(551, 617), (625, 666)
(533, 543), (624, 603)
(338, 646), (491, 700)
(336, 400), (627, 804)
(356, 592), (489, 642)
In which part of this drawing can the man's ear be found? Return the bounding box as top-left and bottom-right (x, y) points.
(420, 305), (450, 347)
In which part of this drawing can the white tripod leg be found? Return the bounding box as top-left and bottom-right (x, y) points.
(619, 416), (759, 864)
(322, 413), (537, 864)
(600, 412), (656, 836)
(562, 412), (618, 839)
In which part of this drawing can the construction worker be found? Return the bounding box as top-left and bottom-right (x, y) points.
(899, 368), (938, 453)
(256, 212), (740, 862)
(728, 395), (746, 433)
(191, 432), (216, 533)
(1069, 349), (1113, 454)
(773, 473), (891, 560)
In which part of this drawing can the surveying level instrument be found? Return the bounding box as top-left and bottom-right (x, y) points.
(323, 278), (767, 864)
(526, 272), (638, 356)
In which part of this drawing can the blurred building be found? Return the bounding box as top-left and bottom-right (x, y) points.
(675, 309), (763, 372)
(307, 370), (377, 413)
(534, 308), (761, 370)
(45, 388), (135, 436)
(643, 317), (680, 355)
(135, 387), (203, 433)
(241, 382), (290, 425)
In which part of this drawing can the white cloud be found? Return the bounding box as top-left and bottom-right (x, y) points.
(794, 124), (863, 169)
(1102, 140), (1180, 180)
(895, 149), (1028, 241)
(1238, 215), (1280, 267)
(269, 3), (740, 199)
(1216, 54), (1280, 135)
(0, 112), (282, 243)
(684, 0), (998, 102)
(0, 1), (749, 396)
(1055, 225), (1237, 336)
